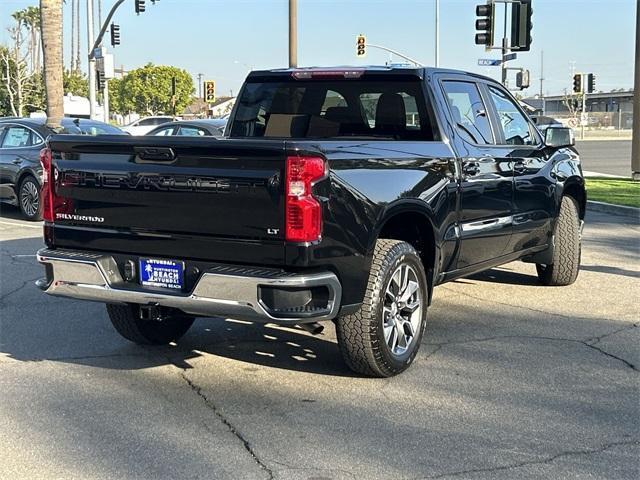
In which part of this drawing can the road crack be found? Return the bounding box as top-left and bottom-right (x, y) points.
(585, 323), (639, 345)
(178, 369), (274, 479)
(420, 440), (640, 479)
(0, 275), (41, 307)
(426, 334), (638, 371)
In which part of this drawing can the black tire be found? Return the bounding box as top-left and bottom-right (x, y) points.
(536, 196), (581, 286)
(106, 303), (195, 345)
(18, 175), (42, 221)
(335, 239), (428, 377)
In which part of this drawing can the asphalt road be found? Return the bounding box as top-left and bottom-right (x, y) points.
(1, 206), (638, 480)
(575, 140), (632, 177)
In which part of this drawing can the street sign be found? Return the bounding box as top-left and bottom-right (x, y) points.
(503, 52), (517, 62)
(580, 112), (588, 126)
(478, 58), (501, 66)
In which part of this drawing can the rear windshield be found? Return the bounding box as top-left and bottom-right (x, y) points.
(62, 123), (126, 135)
(229, 79), (438, 140)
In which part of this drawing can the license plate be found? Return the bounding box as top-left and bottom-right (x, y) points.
(139, 258), (184, 290)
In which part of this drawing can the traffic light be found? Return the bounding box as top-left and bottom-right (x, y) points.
(356, 34), (366, 57)
(205, 80), (215, 103)
(475, 2), (495, 49)
(572, 73), (583, 94)
(96, 70), (106, 91)
(110, 23), (120, 47)
(587, 73), (596, 93)
(516, 70), (530, 90)
(510, 0), (533, 51)
(135, 0), (145, 14)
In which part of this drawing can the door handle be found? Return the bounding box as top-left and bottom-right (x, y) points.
(463, 162), (480, 176)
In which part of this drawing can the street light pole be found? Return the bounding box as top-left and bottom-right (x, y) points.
(289, 0), (297, 68)
(435, 0), (440, 67)
(87, 0), (96, 119)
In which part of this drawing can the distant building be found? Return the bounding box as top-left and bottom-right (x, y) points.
(207, 96), (235, 118)
(523, 90), (634, 129)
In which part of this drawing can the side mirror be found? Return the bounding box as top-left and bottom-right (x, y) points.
(544, 127), (575, 148)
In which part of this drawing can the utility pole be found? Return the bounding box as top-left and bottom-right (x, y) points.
(540, 50), (545, 115)
(197, 73), (203, 100)
(87, 0), (97, 120)
(632, 0), (640, 180)
(435, 0), (440, 67)
(289, 0), (297, 68)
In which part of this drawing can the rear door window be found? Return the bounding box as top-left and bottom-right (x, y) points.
(1, 126), (32, 148)
(177, 126), (207, 136)
(442, 81), (494, 144)
(230, 79), (437, 140)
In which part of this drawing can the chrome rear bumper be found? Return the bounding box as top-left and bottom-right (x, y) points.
(36, 248), (341, 324)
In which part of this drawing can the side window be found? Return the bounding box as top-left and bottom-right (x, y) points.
(30, 131), (44, 145)
(442, 81), (493, 144)
(137, 118), (155, 126)
(488, 86), (536, 145)
(153, 118), (172, 125)
(1, 126), (32, 148)
(320, 90), (347, 114)
(152, 127), (176, 136)
(177, 126), (206, 136)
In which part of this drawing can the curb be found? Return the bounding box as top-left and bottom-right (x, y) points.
(587, 200), (640, 219)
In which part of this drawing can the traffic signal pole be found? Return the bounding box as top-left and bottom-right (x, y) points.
(501, 2), (508, 86)
(87, 0), (97, 120)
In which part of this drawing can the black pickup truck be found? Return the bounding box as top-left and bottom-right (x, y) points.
(36, 66), (585, 377)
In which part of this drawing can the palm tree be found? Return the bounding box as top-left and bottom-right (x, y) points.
(40, 0), (64, 129)
(24, 7), (41, 73)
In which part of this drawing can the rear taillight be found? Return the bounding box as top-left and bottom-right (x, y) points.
(39, 146), (71, 224)
(39, 147), (54, 222)
(285, 156), (326, 242)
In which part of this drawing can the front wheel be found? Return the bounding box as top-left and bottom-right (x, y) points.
(106, 304), (195, 345)
(335, 239), (428, 377)
(537, 195), (581, 286)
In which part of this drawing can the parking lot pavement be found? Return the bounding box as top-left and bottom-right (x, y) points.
(1, 206), (638, 480)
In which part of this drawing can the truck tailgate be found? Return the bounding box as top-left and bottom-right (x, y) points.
(48, 135), (287, 265)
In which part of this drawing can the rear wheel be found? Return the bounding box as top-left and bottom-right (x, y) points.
(18, 175), (41, 221)
(106, 304), (194, 345)
(536, 195), (581, 286)
(335, 239), (428, 377)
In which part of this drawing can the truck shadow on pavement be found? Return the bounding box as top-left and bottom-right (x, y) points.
(1, 230), (637, 378)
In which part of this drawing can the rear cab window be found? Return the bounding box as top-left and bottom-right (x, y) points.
(229, 75), (439, 141)
(441, 80), (494, 145)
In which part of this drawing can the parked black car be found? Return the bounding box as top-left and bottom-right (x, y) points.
(0, 117), (126, 220)
(36, 67), (585, 377)
(145, 119), (228, 137)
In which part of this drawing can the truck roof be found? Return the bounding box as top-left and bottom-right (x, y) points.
(247, 65), (497, 84)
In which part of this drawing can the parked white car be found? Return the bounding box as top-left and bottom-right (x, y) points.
(122, 116), (177, 136)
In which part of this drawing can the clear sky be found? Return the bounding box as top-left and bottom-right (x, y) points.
(1, 0), (636, 98)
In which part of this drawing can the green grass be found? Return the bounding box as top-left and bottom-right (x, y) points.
(586, 177), (640, 208)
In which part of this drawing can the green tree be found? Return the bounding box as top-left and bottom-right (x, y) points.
(107, 77), (127, 115)
(63, 69), (88, 97)
(117, 63), (194, 115)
